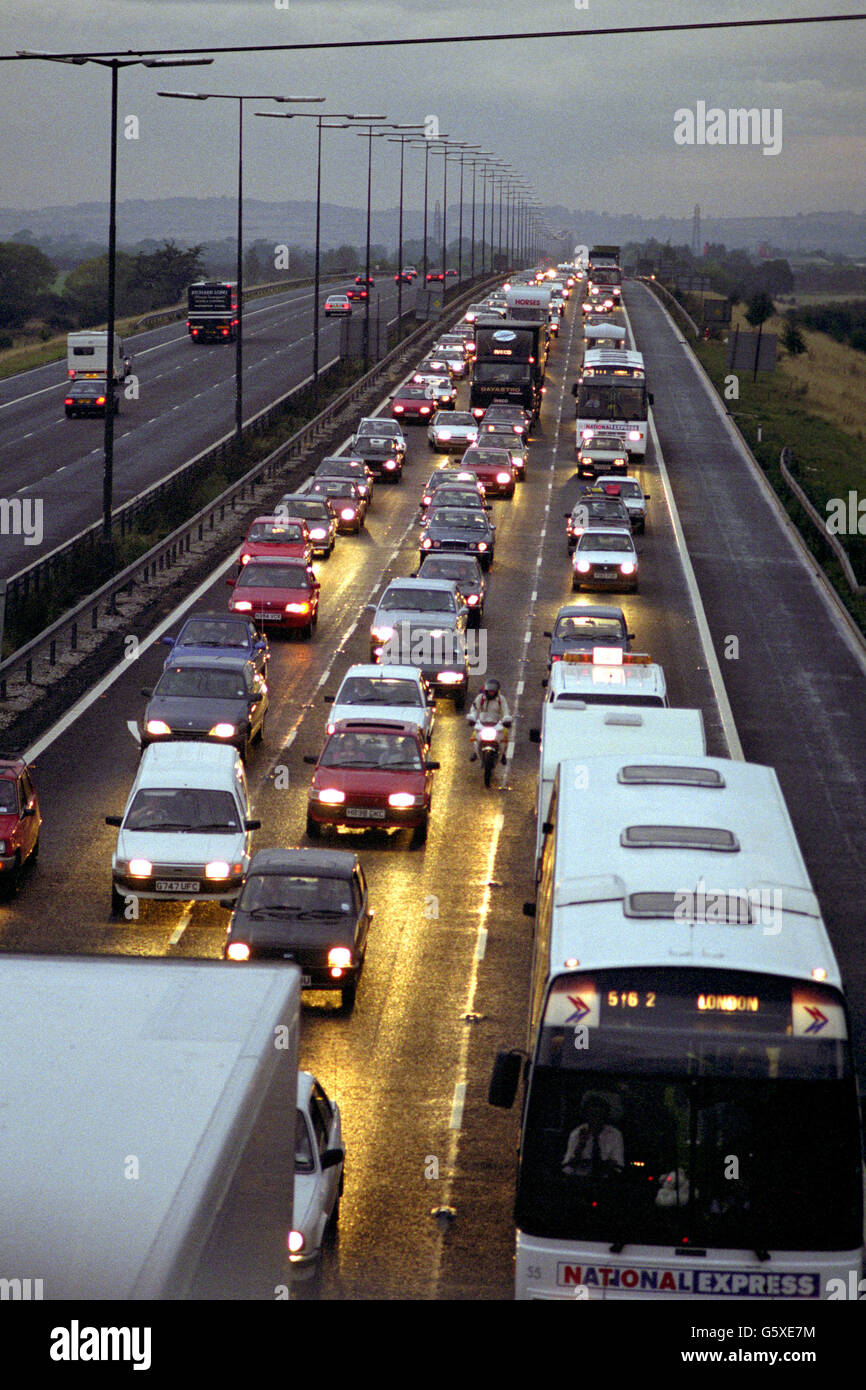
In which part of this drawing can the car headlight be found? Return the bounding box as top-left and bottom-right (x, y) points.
(209, 722), (237, 739)
(205, 861), (231, 880)
(496, 472), (511, 484)
(340, 508), (356, 520)
(145, 719), (171, 737)
(384, 459), (397, 469)
(226, 942), (251, 962)
(476, 541), (488, 551)
(317, 788), (346, 805)
(620, 561), (636, 575)
(436, 671), (464, 685)
(388, 792), (420, 808)
(128, 859), (152, 878)
(231, 600), (253, 612)
(628, 430), (641, 441)
(421, 537), (432, 549)
(285, 602), (311, 614)
(466, 594), (479, 605)
(371, 625), (395, 643)
(438, 430), (452, 441)
(287, 1230), (306, 1255)
(575, 560), (591, 573)
(309, 528), (328, 540)
(328, 946), (353, 968)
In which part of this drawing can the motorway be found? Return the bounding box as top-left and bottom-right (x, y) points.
(4, 286), (746, 1299)
(0, 275), (404, 582)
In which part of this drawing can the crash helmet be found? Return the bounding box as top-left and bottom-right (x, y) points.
(484, 678), (500, 698)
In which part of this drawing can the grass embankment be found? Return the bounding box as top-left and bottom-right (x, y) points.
(691, 315), (866, 633)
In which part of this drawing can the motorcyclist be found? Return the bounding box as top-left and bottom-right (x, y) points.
(466, 678), (511, 764)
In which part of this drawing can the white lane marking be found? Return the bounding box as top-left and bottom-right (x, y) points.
(474, 926), (488, 961)
(168, 907), (192, 946)
(620, 300), (742, 759)
(449, 1082), (467, 1130)
(516, 679), (524, 696)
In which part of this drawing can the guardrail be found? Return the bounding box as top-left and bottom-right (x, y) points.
(0, 275), (499, 703)
(778, 446), (866, 595)
(132, 272), (354, 332)
(639, 276), (700, 338)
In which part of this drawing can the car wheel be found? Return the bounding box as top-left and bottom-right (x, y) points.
(110, 883), (126, 919)
(30, 834), (40, 864)
(572, 576), (580, 591)
(253, 712), (266, 745)
(341, 980), (357, 1011)
(306, 811), (322, 840)
(454, 689), (466, 713)
(325, 1193), (341, 1239)
(0, 854), (20, 898)
(411, 814), (429, 848)
(301, 620), (313, 640)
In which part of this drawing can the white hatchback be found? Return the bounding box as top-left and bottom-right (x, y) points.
(289, 1072), (344, 1279)
(324, 664), (434, 747)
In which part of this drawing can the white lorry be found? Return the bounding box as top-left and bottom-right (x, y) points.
(529, 702), (707, 876)
(66, 330), (128, 383)
(0, 955), (301, 1299)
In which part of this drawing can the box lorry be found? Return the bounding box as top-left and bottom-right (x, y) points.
(187, 280), (239, 342)
(470, 315), (549, 420)
(0, 955), (301, 1298)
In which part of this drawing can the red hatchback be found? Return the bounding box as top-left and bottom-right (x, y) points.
(304, 720), (439, 846)
(391, 384), (436, 424)
(228, 557), (320, 638)
(239, 515), (312, 568)
(459, 446), (516, 499)
(0, 756), (41, 894)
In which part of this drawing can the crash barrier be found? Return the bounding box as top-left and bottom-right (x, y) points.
(778, 447), (866, 596)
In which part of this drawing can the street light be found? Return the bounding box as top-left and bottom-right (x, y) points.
(158, 91), (325, 446)
(375, 126), (428, 329)
(256, 111), (384, 393)
(17, 50), (214, 551)
(462, 152), (491, 282)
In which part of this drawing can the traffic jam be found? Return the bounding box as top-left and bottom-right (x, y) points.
(9, 256), (669, 1286)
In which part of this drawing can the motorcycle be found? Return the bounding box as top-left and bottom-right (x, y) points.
(472, 718), (512, 787)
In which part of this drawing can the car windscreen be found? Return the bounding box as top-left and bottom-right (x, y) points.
(156, 668), (250, 699)
(246, 522), (304, 543)
(236, 563), (308, 587)
(313, 480), (357, 497)
(240, 873), (353, 915)
(295, 1110), (315, 1174)
(177, 619), (250, 649)
(576, 533), (634, 552)
(577, 384), (646, 420)
(124, 787), (242, 832)
(472, 363), (532, 384)
(277, 501), (329, 522)
(554, 617), (624, 641)
(379, 589), (454, 612)
(320, 732), (423, 770)
(337, 677), (423, 707)
(357, 420), (398, 436)
(0, 782), (18, 814)
(420, 559), (481, 583)
(429, 509), (487, 530)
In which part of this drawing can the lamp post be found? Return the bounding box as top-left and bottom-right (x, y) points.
(18, 50), (214, 552)
(378, 126), (428, 329)
(465, 153), (493, 281)
(159, 90), (324, 446)
(256, 110), (384, 394)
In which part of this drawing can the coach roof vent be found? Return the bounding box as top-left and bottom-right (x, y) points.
(620, 825), (740, 852)
(617, 764), (726, 788)
(625, 891), (753, 923)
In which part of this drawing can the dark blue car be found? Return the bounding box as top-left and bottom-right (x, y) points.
(161, 611), (269, 677)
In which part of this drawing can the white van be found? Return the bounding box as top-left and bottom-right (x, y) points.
(67, 330), (127, 383)
(106, 742), (260, 917)
(528, 704), (706, 873)
(544, 651), (668, 707)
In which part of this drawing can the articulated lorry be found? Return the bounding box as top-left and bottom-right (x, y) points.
(587, 245), (622, 302)
(187, 280), (239, 342)
(0, 955), (300, 1298)
(470, 301), (550, 420)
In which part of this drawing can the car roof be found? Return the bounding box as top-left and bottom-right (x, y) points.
(0, 754), (26, 776)
(177, 611), (255, 630)
(161, 652), (255, 673)
(247, 514), (305, 526)
(136, 741), (241, 785)
(380, 577), (459, 594)
(247, 847), (358, 879)
(329, 719), (422, 737)
(555, 604), (625, 621)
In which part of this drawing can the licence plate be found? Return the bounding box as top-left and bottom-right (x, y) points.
(346, 808), (386, 820)
(155, 879), (200, 892)
(258, 612), (281, 622)
(300, 975), (312, 986)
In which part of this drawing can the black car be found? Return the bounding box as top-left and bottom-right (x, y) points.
(544, 604), (633, 669)
(479, 403), (530, 437)
(565, 494), (632, 552)
(161, 611), (269, 676)
(415, 554), (487, 627)
(419, 486), (490, 524)
(351, 435), (404, 483)
(140, 653), (268, 759)
(419, 505), (495, 571)
(275, 494), (338, 558)
(224, 848), (372, 1010)
(64, 380), (117, 418)
(314, 457), (373, 502)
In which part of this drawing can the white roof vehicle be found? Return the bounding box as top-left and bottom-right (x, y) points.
(572, 526), (639, 592)
(325, 664), (434, 746)
(545, 651), (668, 707)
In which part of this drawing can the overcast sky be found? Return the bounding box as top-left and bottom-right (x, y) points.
(1, 0), (863, 225)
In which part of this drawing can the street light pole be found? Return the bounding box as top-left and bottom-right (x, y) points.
(18, 50), (213, 553)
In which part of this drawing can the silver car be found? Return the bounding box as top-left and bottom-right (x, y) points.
(427, 411), (479, 452)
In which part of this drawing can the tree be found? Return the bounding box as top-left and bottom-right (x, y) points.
(0, 242), (56, 331)
(745, 291), (775, 328)
(64, 252), (136, 325)
(130, 241), (204, 311)
(243, 245), (263, 285)
(781, 320), (807, 355)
